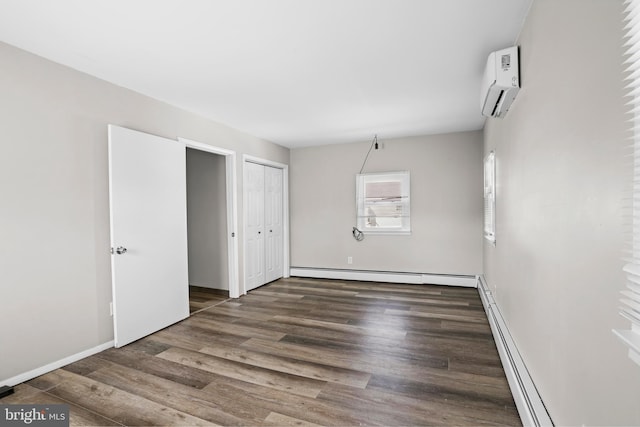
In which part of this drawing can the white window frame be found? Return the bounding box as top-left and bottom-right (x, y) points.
(356, 171), (410, 235)
(484, 151), (496, 244)
(613, 0), (640, 367)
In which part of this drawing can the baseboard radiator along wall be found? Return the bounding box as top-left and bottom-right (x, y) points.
(477, 276), (553, 427)
(289, 267), (478, 287)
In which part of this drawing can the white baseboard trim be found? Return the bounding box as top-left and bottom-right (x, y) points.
(478, 276), (553, 427)
(289, 267), (478, 288)
(2, 341), (114, 387)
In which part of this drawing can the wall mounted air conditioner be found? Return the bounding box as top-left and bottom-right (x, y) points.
(481, 46), (520, 118)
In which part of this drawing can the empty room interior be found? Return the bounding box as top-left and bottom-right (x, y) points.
(1, 0), (640, 425)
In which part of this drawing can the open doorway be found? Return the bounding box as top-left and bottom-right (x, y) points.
(186, 148), (230, 313)
(180, 137), (240, 301)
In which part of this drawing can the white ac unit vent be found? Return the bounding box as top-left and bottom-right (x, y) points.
(481, 46), (520, 118)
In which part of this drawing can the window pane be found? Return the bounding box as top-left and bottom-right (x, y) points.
(356, 171), (410, 234)
(484, 152), (495, 242)
(365, 181), (402, 202)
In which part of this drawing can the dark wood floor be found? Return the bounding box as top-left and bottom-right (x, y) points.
(189, 286), (229, 314)
(6, 277), (521, 426)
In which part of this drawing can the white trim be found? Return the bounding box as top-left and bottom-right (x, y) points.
(477, 275), (553, 427)
(179, 137), (240, 299)
(361, 231), (412, 236)
(422, 273), (477, 287)
(180, 137), (236, 156)
(616, 0), (640, 368)
(290, 267), (478, 287)
(242, 155), (290, 294)
(241, 161), (249, 295)
(1, 341), (114, 387)
(244, 154), (288, 170)
(613, 329), (640, 365)
(484, 151), (496, 244)
(227, 153), (240, 297)
(282, 166), (290, 279)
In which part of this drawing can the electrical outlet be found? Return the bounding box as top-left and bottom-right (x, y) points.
(347, 256), (353, 264)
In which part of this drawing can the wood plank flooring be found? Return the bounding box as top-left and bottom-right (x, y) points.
(189, 286), (229, 314)
(6, 277), (521, 426)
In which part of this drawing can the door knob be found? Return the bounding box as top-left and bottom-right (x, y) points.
(116, 246), (127, 255)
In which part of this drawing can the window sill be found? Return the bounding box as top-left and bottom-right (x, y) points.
(613, 329), (640, 367)
(364, 230), (411, 236)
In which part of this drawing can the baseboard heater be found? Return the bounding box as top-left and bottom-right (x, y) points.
(478, 276), (554, 427)
(289, 267), (477, 288)
(0, 386), (14, 399)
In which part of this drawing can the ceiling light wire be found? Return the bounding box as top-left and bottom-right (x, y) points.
(359, 134), (378, 174)
(353, 134), (379, 242)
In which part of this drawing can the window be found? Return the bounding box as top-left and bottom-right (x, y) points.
(356, 171), (410, 234)
(613, 1), (640, 367)
(484, 151), (496, 243)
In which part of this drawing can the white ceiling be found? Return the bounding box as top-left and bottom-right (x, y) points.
(0, 0), (532, 148)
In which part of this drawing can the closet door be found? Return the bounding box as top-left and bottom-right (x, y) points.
(245, 162), (265, 291)
(244, 162), (284, 292)
(265, 166), (283, 283)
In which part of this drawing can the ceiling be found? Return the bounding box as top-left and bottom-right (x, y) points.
(0, 0), (532, 148)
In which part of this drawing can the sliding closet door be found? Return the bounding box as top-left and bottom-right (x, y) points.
(265, 166), (283, 283)
(245, 162), (265, 291)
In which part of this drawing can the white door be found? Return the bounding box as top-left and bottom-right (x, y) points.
(245, 162), (284, 291)
(245, 162), (265, 291)
(108, 125), (189, 347)
(265, 166), (283, 283)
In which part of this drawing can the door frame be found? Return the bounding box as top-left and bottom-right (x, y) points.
(179, 137), (240, 299)
(242, 155), (290, 295)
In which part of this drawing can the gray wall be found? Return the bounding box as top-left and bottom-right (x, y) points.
(186, 149), (228, 290)
(483, 0), (640, 424)
(0, 41), (288, 384)
(290, 132), (483, 275)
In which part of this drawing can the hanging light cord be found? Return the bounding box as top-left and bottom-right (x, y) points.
(359, 134), (378, 174)
(354, 134), (378, 241)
